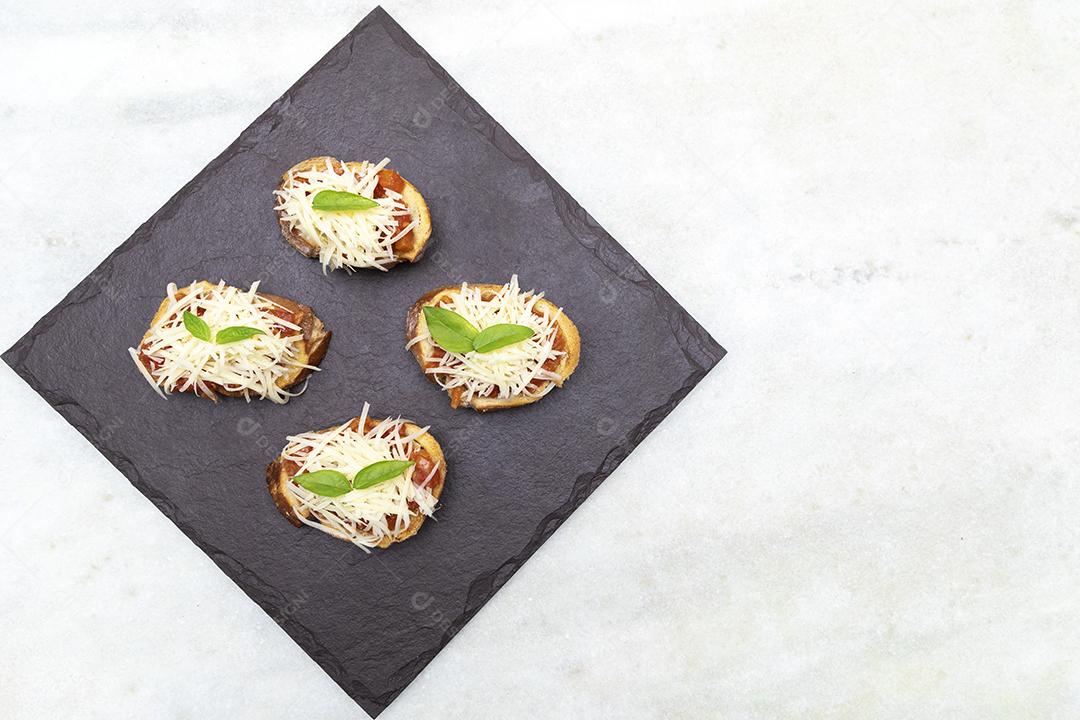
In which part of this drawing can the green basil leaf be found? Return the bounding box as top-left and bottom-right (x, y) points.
(352, 460), (415, 490)
(215, 326), (266, 344)
(423, 306), (479, 354)
(471, 323), (536, 353)
(182, 311), (211, 342)
(293, 469), (352, 497)
(311, 189), (379, 212)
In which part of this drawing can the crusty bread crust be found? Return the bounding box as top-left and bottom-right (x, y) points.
(138, 280), (331, 400)
(405, 284), (581, 411)
(266, 417), (447, 548)
(276, 156), (433, 268)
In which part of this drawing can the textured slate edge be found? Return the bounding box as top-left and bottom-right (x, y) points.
(2, 6), (726, 717)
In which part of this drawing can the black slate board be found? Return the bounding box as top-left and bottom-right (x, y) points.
(3, 7), (725, 717)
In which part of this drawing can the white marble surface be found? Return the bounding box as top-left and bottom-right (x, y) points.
(3, 1), (1080, 717)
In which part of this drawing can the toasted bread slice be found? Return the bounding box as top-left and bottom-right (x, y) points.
(267, 412), (447, 549)
(129, 280), (330, 403)
(275, 156), (432, 270)
(406, 280), (581, 411)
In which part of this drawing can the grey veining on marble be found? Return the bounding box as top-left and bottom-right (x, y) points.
(3, 1), (1080, 718)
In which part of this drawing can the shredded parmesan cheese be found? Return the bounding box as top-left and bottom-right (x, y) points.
(282, 403), (440, 551)
(406, 275), (565, 405)
(274, 157), (417, 273)
(128, 280), (317, 404)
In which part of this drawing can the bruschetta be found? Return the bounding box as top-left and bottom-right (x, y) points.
(128, 280), (330, 404)
(274, 156), (432, 272)
(405, 275), (580, 411)
(266, 404), (446, 550)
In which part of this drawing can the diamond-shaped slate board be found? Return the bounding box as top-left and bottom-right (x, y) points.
(3, 7), (725, 717)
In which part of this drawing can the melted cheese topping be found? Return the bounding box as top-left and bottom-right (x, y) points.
(281, 404), (440, 551)
(406, 275), (565, 405)
(274, 157), (417, 273)
(128, 280), (317, 404)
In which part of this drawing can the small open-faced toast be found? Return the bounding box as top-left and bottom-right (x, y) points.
(128, 280), (330, 404)
(274, 156), (432, 272)
(267, 404), (446, 550)
(405, 275), (581, 411)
